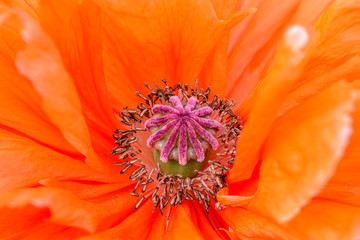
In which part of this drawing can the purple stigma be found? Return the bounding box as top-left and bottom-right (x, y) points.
(145, 96), (221, 165)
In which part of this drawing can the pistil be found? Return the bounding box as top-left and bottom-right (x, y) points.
(146, 95), (221, 166)
(111, 80), (242, 217)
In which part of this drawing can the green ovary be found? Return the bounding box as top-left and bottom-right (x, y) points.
(152, 148), (208, 178)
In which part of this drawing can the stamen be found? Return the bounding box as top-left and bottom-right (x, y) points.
(135, 196), (146, 209)
(112, 81), (242, 223)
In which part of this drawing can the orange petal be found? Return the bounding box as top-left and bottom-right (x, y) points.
(0, 11), (81, 156)
(0, 204), (50, 239)
(319, 88), (360, 206)
(282, 0), (360, 113)
(39, 0), (115, 124)
(198, 36), (229, 98)
(228, 0), (300, 105)
(217, 187), (255, 207)
(229, 25), (310, 182)
(189, 203), (225, 240)
(248, 81), (357, 223)
(227, 0), (333, 107)
(286, 199), (360, 239)
(210, 0), (240, 20)
(218, 162), (259, 207)
(1, 0), (39, 18)
(95, 0), (253, 108)
(220, 206), (289, 239)
(221, 199), (360, 239)
(88, 187), (141, 233)
(199, 8), (257, 97)
(12, 223), (88, 240)
(150, 202), (222, 240)
(13, 8), (116, 172)
(290, 0), (334, 25)
(201, 1), (255, 96)
(320, 183), (360, 206)
(39, 179), (131, 200)
(282, 56), (360, 114)
(148, 203), (211, 240)
(78, 200), (157, 240)
(36, 0), (122, 173)
(0, 188), (102, 233)
(164, 203), (205, 240)
(0, 129), (113, 193)
(38, 0), (119, 159)
(13, 10), (91, 156)
(147, 210), (168, 240)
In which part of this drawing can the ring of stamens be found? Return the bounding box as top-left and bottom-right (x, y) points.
(112, 80), (242, 224)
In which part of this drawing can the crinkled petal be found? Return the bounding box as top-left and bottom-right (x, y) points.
(319, 84), (360, 206)
(10, 223), (88, 240)
(0, 188), (102, 233)
(39, 0), (116, 125)
(221, 200), (360, 239)
(210, 0), (240, 20)
(218, 161), (259, 207)
(39, 179), (131, 200)
(217, 187), (255, 207)
(0, 129), (117, 193)
(248, 81), (357, 223)
(286, 200), (360, 239)
(0, 204), (50, 239)
(220, 206), (289, 239)
(14, 10), (91, 156)
(149, 202), (224, 240)
(95, 0), (253, 108)
(38, 0), (120, 171)
(78, 200), (157, 240)
(229, 25), (310, 182)
(165, 203), (205, 240)
(0, 10), (82, 156)
(227, 0), (333, 107)
(281, 0), (360, 113)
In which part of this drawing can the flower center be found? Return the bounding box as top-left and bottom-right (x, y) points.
(112, 80), (242, 221)
(145, 95), (222, 177)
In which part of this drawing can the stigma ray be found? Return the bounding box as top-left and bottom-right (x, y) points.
(146, 95), (221, 164)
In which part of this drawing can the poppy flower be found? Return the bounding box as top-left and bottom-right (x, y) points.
(0, 0), (359, 239)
